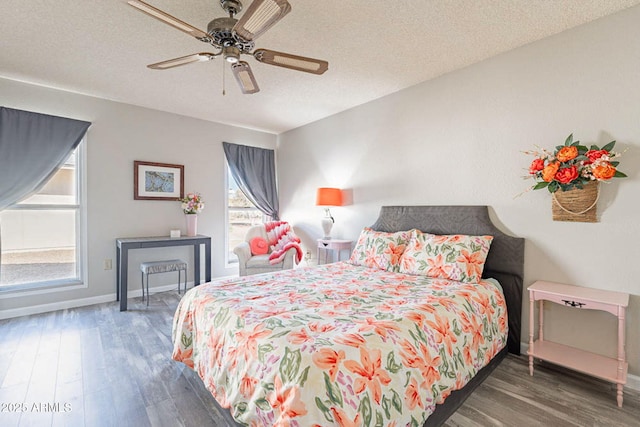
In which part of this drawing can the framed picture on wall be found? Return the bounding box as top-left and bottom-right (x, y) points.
(134, 161), (184, 201)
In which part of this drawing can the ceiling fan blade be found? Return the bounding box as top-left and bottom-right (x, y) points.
(128, 0), (211, 43)
(253, 49), (328, 75)
(233, 0), (291, 41)
(231, 61), (260, 94)
(148, 53), (217, 70)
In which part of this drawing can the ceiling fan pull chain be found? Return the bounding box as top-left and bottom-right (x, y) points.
(222, 58), (226, 96)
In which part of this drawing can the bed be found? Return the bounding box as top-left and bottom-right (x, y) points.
(172, 206), (524, 426)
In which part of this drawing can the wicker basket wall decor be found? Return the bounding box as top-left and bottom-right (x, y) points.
(551, 180), (600, 222)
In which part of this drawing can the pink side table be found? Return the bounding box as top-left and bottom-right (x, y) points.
(528, 280), (629, 407)
(317, 239), (353, 264)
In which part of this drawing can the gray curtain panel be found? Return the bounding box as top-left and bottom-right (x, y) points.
(223, 142), (279, 220)
(0, 107), (91, 277)
(0, 107), (91, 210)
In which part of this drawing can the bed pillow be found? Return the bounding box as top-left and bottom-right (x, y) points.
(348, 227), (412, 272)
(249, 237), (269, 255)
(398, 230), (493, 283)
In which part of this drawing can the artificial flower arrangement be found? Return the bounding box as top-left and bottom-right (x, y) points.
(526, 134), (626, 193)
(180, 192), (205, 214)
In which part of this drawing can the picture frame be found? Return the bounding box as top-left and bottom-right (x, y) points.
(134, 161), (184, 201)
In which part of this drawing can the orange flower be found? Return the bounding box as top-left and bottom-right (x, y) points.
(399, 339), (441, 389)
(355, 317), (401, 339)
(456, 249), (485, 280)
(208, 328), (226, 369)
(344, 347), (392, 404)
(592, 162), (617, 180)
(267, 376), (308, 426)
(384, 242), (406, 267)
(528, 158), (545, 174)
(312, 348), (346, 382)
(426, 314), (457, 356)
(334, 333), (366, 348)
(472, 293), (495, 323)
(239, 375), (258, 399)
(232, 323), (271, 363)
(404, 377), (424, 410)
(462, 345), (473, 365)
(406, 311), (426, 327)
(556, 146), (578, 162)
(459, 310), (484, 348)
(498, 313), (508, 334)
(287, 328), (312, 345)
(426, 254), (453, 279)
(308, 322), (336, 333)
(459, 312), (485, 353)
(330, 407), (362, 427)
(173, 346), (194, 369)
(554, 166), (579, 184)
(541, 162), (560, 182)
(585, 149), (608, 164)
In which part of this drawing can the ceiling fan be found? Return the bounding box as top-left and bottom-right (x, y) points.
(128, 0), (329, 94)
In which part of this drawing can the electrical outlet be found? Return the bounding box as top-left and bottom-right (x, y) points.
(104, 259), (112, 270)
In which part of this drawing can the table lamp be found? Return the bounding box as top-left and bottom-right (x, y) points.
(316, 187), (343, 239)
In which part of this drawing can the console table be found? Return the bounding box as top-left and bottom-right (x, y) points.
(528, 280), (629, 407)
(116, 235), (211, 311)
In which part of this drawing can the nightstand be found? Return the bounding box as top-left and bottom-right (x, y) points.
(317, 239), (353, 264)
(528, 280), (629, 407)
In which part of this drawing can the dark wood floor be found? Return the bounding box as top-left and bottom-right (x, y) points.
(0, 290), (638, 427)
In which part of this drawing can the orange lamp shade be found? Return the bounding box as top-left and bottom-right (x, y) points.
(316, 187), (343, 206)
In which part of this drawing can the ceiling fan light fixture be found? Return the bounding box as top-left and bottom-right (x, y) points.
(233, 0), (291, 41)
(254, 49), (328, 74)
(223, 46), (241, 63)
(231, 61), (260, 94)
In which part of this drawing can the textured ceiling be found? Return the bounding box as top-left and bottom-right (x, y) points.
(2, 0), (639, 134)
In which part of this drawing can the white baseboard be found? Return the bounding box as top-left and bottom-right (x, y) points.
(0, 294), (114, 320)
(520, 342), (639, 392)
(0, 282), (192, 320)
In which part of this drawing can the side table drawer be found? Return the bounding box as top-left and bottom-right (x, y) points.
(532, 290), (588, 308)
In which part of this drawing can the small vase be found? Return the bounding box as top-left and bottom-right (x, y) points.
(185, 214), (198, 237)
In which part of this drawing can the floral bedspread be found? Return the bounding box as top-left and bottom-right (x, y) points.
(172, 262), (508, 427)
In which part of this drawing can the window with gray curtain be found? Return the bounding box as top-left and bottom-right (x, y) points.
(0, 107), (91, 210)
(223, 142), (279, 220)
(0, 107), (91, 283)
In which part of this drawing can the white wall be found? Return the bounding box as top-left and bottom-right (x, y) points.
(277, 6), (640, 378)
(0, 77), (276, 313)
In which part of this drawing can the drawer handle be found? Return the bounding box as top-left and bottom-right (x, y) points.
(562, 299), (585, 308)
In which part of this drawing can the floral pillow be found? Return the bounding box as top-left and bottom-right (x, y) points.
(398, 230), (493, 283)
(348, 228), (412, 272)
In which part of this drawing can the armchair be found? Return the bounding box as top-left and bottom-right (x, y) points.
(234, 224), (297, 276)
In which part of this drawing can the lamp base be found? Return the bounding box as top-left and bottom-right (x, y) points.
(321, 217), (333, 240)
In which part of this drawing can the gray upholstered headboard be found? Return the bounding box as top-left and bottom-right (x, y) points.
(370, 206), (524, 355)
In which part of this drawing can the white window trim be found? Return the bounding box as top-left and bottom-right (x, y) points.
(0, 139), (87, 296)
(224, 162), (235, 267)
(224, 161), (264, 267)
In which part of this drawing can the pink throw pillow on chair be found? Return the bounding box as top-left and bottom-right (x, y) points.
(250, 237), (269, 255)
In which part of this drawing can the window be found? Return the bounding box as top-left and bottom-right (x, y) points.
(0, 143), (84, 291)
(226, 165), (263, 264)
